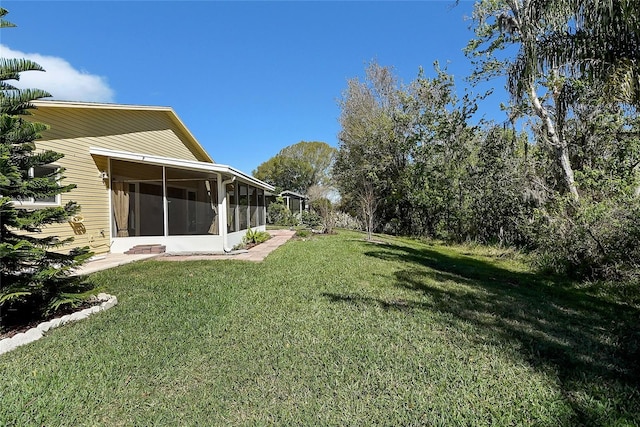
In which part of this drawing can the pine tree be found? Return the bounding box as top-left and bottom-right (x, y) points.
(0, 8), (91, 330)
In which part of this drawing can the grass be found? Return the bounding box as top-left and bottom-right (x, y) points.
(1, 231), (639, 425)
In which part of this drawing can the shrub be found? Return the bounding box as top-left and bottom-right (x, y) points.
(301, 210), (322, 228)
(267, 200), (297, 226)
(333, 211), (362, 230)
(534, 195), (640, 282)
(311, 197), (334, 233)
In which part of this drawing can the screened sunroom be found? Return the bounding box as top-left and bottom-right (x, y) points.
(90, 147), (272, 253)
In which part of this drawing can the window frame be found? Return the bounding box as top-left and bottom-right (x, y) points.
(12, 164), (62, 208)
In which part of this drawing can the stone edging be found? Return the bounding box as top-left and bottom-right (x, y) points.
(0, 293), (118, 356)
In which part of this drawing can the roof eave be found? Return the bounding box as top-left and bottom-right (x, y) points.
(89, 147), (274, 191)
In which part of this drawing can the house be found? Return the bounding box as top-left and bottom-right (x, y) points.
(22, 100), (274, 254)
(278, 190), (308, 216)
(264, 190), (309, 218)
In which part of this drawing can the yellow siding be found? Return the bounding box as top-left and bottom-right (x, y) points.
(30, 107), (209, 162)
(21, 105), (212, 255)
(17, 149), (112, 255)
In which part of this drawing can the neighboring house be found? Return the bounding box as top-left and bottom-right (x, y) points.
(20, 100), (274, 254)
(265, 190), (309, 216)
(279, 190), (308, 215)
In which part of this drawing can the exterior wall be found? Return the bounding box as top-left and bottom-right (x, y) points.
(111, 235), (225, 254)
(109, 226), (266, 254)
(25, 106), (212, 255)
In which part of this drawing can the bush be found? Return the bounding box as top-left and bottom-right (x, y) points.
(267, 200), (297, 226)
(311, 197), (335, 233)
(301, 210), (322, 228)
(534, 196), (640, 282)
(333, 211), (362, 230)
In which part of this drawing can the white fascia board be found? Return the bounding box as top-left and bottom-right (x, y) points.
(34, 100), (172, 111)
(89, 147), (274, 191)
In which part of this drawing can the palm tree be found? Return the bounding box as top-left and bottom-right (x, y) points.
(510, 0), (639, 108)
(466, 0), (638, 201)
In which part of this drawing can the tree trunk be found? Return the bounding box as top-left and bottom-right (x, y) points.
(634, 163), (640, 197)
(528, 84), (580, 201)
(361, 181), (377, 241)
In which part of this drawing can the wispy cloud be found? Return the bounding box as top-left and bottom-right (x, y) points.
(1, 45), (115, 103)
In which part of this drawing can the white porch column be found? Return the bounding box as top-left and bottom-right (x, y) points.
(162, 166), (168, 236)
(107, 157), (113, 239)
(235, 188), (240, 232)
(217, 173), (226, 243)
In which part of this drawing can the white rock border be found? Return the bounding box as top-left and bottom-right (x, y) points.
(0, 293), (117, 356)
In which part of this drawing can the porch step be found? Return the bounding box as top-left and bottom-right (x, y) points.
(124, 244), (166, 255)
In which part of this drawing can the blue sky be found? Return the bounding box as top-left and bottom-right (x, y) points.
(1, 1), (508, 175)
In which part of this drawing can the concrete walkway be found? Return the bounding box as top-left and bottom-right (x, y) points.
(73, 229), (296, 274)
(73, 253), (160, 276)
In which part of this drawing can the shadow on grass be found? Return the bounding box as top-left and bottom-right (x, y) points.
(324, 239), (640, 425)
(1, 276), (101, 334)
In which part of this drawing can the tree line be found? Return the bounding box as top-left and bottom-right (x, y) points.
(334, 0), (640, 282)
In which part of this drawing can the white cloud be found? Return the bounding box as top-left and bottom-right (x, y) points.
(0, 44), (115, 103)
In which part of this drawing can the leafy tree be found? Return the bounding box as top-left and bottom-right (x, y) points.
(465, 0), (640, 279)
(403, 64), (482, 240)
(532, 104), (640, 280)
(334, 61), (412, 235)
(254, 155), (313, 194)
(278, 141), (336, 188)
(0, 8), (90, 330)
(468, 125), (536, 246)
(561, 88), (640, 199)
(336, 61), (492, 240)
(253, 141), (336, 194)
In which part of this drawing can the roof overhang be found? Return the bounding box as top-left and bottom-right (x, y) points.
(90, 147), (274, 191)
(264, 190), (308, 198)
(279, 190), (308, 199)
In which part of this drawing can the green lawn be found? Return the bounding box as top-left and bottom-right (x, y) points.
(1, 231), (639, 425)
